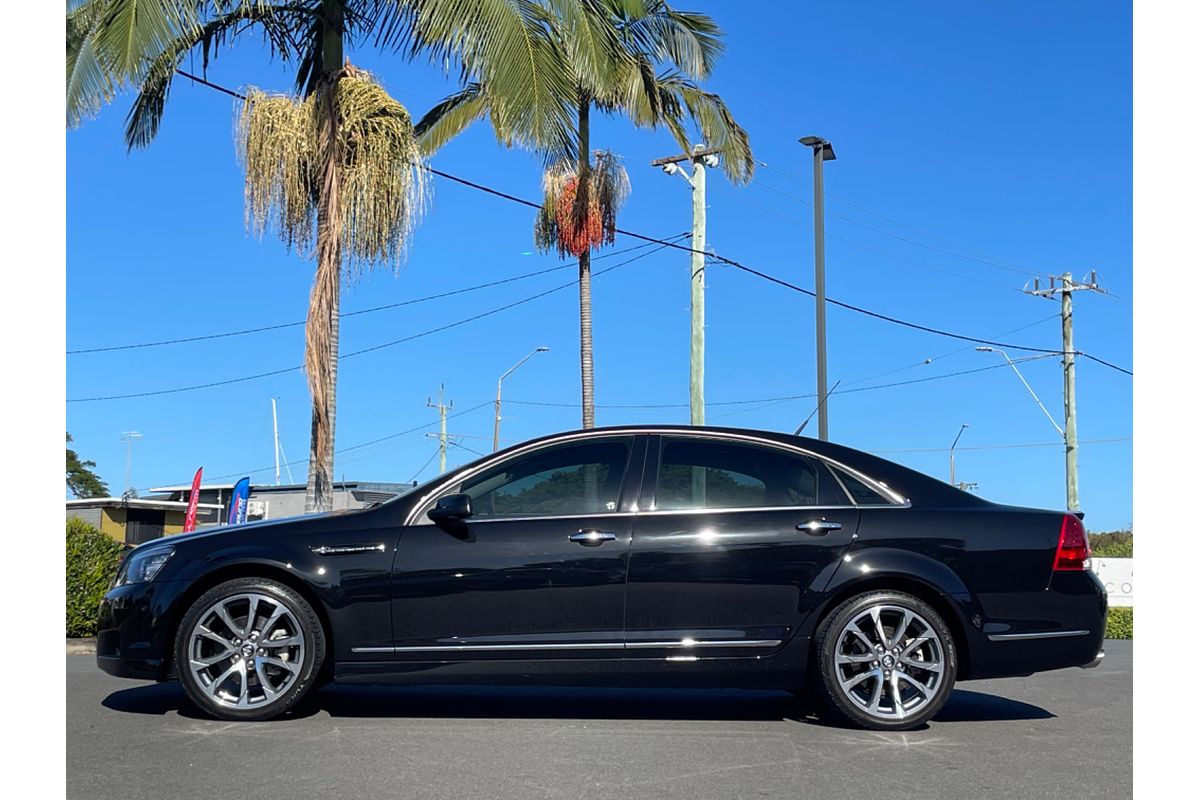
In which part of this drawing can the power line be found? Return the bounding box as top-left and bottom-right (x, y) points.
(157, 72), (1133, 376)
(66, 240), (666, 354)
(873, 436), (1131, 454)
(66, 242), (680, 402)
(508, 355), (1056, 411)
(754, 160), (1041, 276)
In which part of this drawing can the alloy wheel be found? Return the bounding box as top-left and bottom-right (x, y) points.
(832, 603), (945, 721)
(186, 592), (306, 709)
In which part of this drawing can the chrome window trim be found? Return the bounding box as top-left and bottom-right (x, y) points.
(351, 638), (781, 654)
(987, 629), (1090, 642)
(405, 428), (910, 526)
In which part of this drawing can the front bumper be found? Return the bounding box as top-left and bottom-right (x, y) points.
(95, 579), (188, 681)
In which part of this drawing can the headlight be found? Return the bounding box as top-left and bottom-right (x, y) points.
(114, 545), (175, 586)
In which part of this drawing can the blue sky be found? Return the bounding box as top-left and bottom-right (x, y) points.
(66, 1), (1132, 529)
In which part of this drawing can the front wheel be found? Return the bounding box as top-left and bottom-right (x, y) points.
(175, 577), (326, 721)
(813, 590), (957, 730)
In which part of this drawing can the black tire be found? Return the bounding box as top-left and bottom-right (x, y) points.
(812, 590), (957, 731)
(174, 577), (326, 721)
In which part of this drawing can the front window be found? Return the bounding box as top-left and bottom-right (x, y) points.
(655, 437), (827, 511)
(452, 437), (633, 519)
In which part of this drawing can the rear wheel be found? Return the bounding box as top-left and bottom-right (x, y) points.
(813, 590), (956, 730)
(175, 577), (325, 721)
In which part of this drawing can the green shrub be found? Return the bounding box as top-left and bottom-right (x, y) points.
(1105, 607), (1133, 639)
(1090, 531), (1133, 558)
(66, 517), (124, 637)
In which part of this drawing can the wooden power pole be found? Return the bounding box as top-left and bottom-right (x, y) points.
(1025, 271), (1106, 512)
(427, 385), (452, 474)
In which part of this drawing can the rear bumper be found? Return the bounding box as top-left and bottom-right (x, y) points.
(1080, 648), (1105, 669)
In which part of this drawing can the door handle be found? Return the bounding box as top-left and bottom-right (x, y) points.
(798, 519), (843, 535)
(569, 530), (618, 546)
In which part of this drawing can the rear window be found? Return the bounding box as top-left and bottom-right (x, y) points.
(831, 466), (896, 505)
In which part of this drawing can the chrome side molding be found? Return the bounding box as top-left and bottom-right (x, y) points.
(987, 629), (1089, 642)
(310, 544), (387, 555)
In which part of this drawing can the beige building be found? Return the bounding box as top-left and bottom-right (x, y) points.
(66, 497), (223, 546)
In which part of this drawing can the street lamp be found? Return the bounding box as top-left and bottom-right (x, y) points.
(799, 136), (836, 441)
(493, 347), (550, 451)
(977, 346), (1076, 510)
(949, 423), (969, 485)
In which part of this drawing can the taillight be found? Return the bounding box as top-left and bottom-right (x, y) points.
(1054, 514), (1091, 571)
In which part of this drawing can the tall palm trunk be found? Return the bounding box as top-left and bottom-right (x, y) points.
(576, 97), (594, 430)
(305, 8), (344, 513)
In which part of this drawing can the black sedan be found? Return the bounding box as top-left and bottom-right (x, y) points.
(97, 425), (1106, 730)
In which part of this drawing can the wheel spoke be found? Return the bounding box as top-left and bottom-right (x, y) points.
(205, 663), (238, 698)
(868, 607), (889, 648)
(260, 634), (301, 650)
(836, 652), (876, 665)
(215, 603), (245, 640)
(889, 673), (906, 718)
(260, 656), (300, 674)
(196, 625), (235, 649)
(889, 610), (912, 649)
(235, 660), (249, 707)
(900, 634), (932, 658)
(245, 596), (260, 637)
(255, 660), (280, 702)
(897, 671), (931, 698)
(866, 674), (884, 713)
(258, 604), (285, 638)
(840, 667), (881, 692)
(844, 621), (875, 651)
(190, 650), (233, 668)
(901, 655), (942, 673)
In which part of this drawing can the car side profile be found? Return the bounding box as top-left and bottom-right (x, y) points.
(96, 425), (1106, 730)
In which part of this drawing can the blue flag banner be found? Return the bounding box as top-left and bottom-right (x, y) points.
(228, 477), (250, 525)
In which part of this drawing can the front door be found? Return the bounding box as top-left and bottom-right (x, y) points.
(624, 434), (860, 658)
(390, 435), (643, 660)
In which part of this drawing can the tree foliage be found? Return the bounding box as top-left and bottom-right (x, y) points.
(66, 517), (124, 637)
(66, 433), (109, 499)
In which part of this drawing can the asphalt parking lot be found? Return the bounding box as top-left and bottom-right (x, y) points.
(67, 641), (1131, 799)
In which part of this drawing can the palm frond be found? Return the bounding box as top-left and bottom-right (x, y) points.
(619, 0), (723, 80)
(67, 0), (118, 127)
(93, 0), (200, 79)
(656, 72), (753, 184)
(406, 0), (580, 155)
(413, 83), (490, 155)
(124, 4), (303, 149)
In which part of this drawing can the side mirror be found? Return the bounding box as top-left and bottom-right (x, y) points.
(429, 493), (473, 523)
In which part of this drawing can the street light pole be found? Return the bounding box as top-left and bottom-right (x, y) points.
(799, 136), (837, 440)
(949, 423), (969, 485)
(493, 347), (550, 451)
(977, 346), (1074, 508)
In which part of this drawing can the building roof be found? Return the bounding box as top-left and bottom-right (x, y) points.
(66, 497), (224, 511)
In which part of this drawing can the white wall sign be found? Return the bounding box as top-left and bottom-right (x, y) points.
(1091, 557), (1133, 607)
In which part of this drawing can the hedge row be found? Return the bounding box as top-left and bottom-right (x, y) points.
(66, 517), (124, 637)
(1090, 531), (1132, 559)
(1105, 607), (1132, 639)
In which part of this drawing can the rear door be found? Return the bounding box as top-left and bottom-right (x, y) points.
(389, 435), (645, 660)
(624, 434), (859, 657)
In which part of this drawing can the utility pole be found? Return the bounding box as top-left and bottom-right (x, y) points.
(949, 423), (969, 485)
(120, 431), (143, 497)
(799, 136), (837, 440)
(651, 144), (721, 427)
(1025, 271), (1106, 512)
(427, 385), (452, 474)
(271, 398), (281, 486)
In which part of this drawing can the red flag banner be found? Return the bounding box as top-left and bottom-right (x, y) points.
(183, 467), (203, 532)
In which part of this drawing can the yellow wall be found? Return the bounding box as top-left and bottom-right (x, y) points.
(99, 508), (125, 542)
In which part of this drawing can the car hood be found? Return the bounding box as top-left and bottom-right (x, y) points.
(126, 507), (366, 552)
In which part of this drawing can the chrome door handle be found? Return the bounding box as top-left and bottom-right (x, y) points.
(798, 519), (842, 535)
(569, 530), (618, 546)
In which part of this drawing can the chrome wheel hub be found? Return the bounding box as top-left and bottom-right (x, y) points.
(187, 593), (305, 709)
(833, 604), (945, 721)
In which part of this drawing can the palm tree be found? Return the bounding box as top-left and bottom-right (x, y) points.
(66, 0), (591, 512)
(416, 0), (753, 429)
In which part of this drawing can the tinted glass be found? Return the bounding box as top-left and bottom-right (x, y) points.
(655, 438), (822, 510)
(832, 466), (894, 505)
(457, 438), (632, 519)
